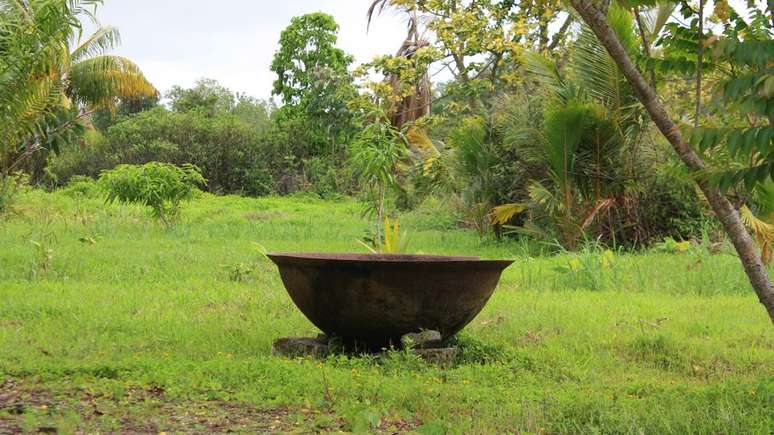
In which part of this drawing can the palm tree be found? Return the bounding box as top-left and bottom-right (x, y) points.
(65, 25), (157, 113)
(1, 0), (155, 172)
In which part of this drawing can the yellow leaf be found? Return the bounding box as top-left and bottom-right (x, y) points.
(491, 203), (527, 225)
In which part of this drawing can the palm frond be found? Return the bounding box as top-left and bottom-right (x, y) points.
(367, 0), (391, 31)
(491, 203), (527, 225)
(740, 204), (774, 263)
(572, 4), (638, 113)
(528, 181), (564, 214)
(67, 55), (157, 110)
(579, 198), (614, 230)
(523, 52), (572, 103)
(642, 2), (676, 39)
(71, 25), (120, 63)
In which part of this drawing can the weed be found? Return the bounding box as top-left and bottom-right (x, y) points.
(553, 246), (618, 291)
(223, 262), (255, 282)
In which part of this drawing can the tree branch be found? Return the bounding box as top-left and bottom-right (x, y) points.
(694, 0), (705, 128)
(548, 14), (574, 50)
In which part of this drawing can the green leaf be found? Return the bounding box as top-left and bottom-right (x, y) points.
(727, 129), (743, 155)
(758, 127), (774, 154)
(742, 128), (758, 155)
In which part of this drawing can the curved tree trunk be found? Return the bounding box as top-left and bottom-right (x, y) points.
(570, 0), (774, 324)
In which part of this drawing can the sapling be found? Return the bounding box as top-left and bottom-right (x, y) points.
(348, 109), (408, 240)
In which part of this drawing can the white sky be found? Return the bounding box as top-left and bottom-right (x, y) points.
(84, 0), (409, 100)
(85, 0), (764, 101)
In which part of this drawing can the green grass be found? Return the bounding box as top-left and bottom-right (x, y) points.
(0, 189), (772, 433)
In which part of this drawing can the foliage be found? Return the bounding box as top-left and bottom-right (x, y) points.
(473, 5), (707, 248)
(348, 111), (408, 224)
(270, 13), (358, 160)
(50, 107), (272, 195)
(654, 237), (693, 254)
(168, 78), (237, 115)
(446, 116), (500, 236)
(0, 0), (155, 200)
(271, 13), (352, 106)
(0, 0), (87, 150)
(0, 172), (25, 215)
(99, 162), (205, 225)
(91, 94), (159, 131)
(553, 247), (618, 291)
(739, 180), (774, 263)
(365, 0), (569, 118)
(358, 216), (410, 254)
(656, 2), (773, 193)
(59, 175), (100, 199)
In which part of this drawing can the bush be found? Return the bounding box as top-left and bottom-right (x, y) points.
(48, 108), (271, 196)
(59, 175), (100, 199)
(303, 157), (353, 198)
(99, 162), (206, 225)
(46, 129), (117, 186)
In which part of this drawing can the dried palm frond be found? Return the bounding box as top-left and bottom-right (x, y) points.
(740, 205), (774, 263)
(491, 203), (528, 226)
(366, 0), (432, 128)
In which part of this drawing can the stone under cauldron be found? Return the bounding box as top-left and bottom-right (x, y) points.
(268, 253), (513, 361)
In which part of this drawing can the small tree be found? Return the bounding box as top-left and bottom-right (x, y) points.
(349, 111), (408, 233)
(99, 162), (205, 225)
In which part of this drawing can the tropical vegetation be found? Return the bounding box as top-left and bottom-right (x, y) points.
(1, 0), (773, 431)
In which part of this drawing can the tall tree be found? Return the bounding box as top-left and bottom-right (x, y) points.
(271, 13), (353, 106)
(568, 0), (774, 323)
(270, 13), (357, 158)
(366, 0), (570, 118)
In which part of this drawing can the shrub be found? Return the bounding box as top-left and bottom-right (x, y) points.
(99, 162), (206, 225)
(49, 108), (270, 195)
(59, 176), (100, 199)
(303, 156), (353, 198)
(0, 175), (16, 215)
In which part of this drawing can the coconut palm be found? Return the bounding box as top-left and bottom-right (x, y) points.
(65, 25), (157, 113)
(1, 0), (155, 163)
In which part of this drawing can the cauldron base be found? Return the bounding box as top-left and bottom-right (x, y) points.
(272, 332), (458, 366)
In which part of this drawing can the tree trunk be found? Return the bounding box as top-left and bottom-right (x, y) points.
(570, 0), (774, 324)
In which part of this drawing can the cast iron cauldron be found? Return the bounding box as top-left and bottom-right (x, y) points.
(268, 253), (513, 346)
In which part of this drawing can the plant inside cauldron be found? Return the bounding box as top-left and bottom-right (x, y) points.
(357, 216), (410, 254)
(348, 109), (408, 240)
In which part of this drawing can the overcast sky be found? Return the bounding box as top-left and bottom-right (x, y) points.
(84, 0), (408, 100)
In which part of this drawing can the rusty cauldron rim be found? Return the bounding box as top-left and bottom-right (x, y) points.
(267, 252), (514, 268)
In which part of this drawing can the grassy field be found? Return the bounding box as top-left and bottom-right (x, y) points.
(0, 188), (772, 433)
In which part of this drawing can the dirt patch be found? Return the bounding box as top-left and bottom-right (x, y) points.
(0, 379), (54, 434)
(0, 378), (300, 433)
(0, 378), (422, 433)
